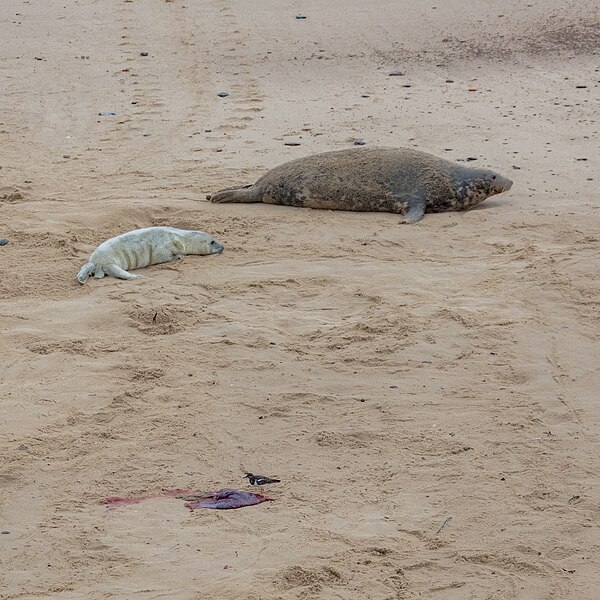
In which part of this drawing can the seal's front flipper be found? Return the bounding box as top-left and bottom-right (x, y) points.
(398, 202), (425, 224)
(104, 264), (144, 280)
(208, 184), (259, 204)
(77, 263), (95, 284)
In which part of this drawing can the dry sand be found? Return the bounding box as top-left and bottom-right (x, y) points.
(1, 1), (599, 598)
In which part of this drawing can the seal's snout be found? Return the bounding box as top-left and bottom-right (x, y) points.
(493, 174), (513, 193)
(211, 240), (224, 254)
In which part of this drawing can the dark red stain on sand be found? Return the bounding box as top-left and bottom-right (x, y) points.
(102, 489), (201, 508)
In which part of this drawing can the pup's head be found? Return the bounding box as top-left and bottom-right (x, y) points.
(186, 231), (224, 255)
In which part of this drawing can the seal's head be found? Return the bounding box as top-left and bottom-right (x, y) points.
(449, 167), (513, 211)
(208, 237), (225, 254)
(186, 231), (224, 255)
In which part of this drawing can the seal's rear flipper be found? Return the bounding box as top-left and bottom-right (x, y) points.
(77, 263), (95, 284)
(104, 264), (144, 280)
(208, 185), (259, 203)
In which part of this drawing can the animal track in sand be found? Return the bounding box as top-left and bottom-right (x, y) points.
(27, 338), (94, 356)
(128, 366), (166, 382)
(127, 303), (202, 335)
(0, 187), (26, 203)
(273, 547), (411, 598)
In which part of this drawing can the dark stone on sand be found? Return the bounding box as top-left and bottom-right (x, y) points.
(466, 157), (477, 161)
(445, 79), (454, 83)
(1, 531), (10, 535)
(284, 141), (301, 146)
(0, 239), (8, 246)
(575, 85), (587, 88)
(354, 140), (366, 146)
(217, 91), (229, 97)
(402, 84), (412, 87)
(140, 51), (149, 57)
(389, 71), (405, 76)
(295, 15), (307, 19)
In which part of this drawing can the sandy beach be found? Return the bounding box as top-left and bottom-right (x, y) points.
(1, 1), (599, 598)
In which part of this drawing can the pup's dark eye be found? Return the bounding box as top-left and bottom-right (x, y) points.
(492, 175), (496, 180)
(211, 240), (215, 245)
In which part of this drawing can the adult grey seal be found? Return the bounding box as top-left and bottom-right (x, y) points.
(77, 226), (224, 284)
(208, 147), (512, 223)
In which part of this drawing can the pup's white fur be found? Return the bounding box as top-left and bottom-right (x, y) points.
(77, 226), (224, 284)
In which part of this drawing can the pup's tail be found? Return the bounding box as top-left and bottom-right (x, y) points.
(77, 263), (95, 284)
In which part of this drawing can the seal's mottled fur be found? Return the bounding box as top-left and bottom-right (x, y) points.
(208, 147), (512, 223)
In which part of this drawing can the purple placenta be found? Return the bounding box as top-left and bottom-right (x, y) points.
(185, 488), (273, 510)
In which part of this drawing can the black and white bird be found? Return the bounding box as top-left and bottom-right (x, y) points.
(244, 472), (281, 487)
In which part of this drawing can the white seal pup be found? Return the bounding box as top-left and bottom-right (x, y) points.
(77, 226), (224, 284)
(208, 147), (513, 223)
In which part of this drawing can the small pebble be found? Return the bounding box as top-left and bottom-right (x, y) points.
(463, 445), (473, 451)
(389, 71), (405, 76)
(445, 79), (454, 83)
(354, 140), (366, 146)
(575, 85), (587, 88)
(142, 133), (151, 137)
(512, 165), (521, 170)
(217, 91), (229, 97)
(468, 87), (477, 91)
(421, 360), (432, 364)
(98, 111), (116, 116)
(361, 94), (370, 98)
(63, 154), (70, 159)
(17, 444), (28, 450)
(295, 15), (307, 19)
(402, 84), (412, 88)
(0, 239), (9, 246)
(284, 141), (301, 146)
(466, 157), (477, 161)
(140, 51), (149, 57)
(389, 385), (398, 389)
(500, 477), (506, 481)
(576, 157), (587, 161)
(1, 531), (10, 535)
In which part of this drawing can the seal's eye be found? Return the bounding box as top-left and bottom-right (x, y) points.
(210, 240), (215, 245)
(492, 175), (496, 180)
